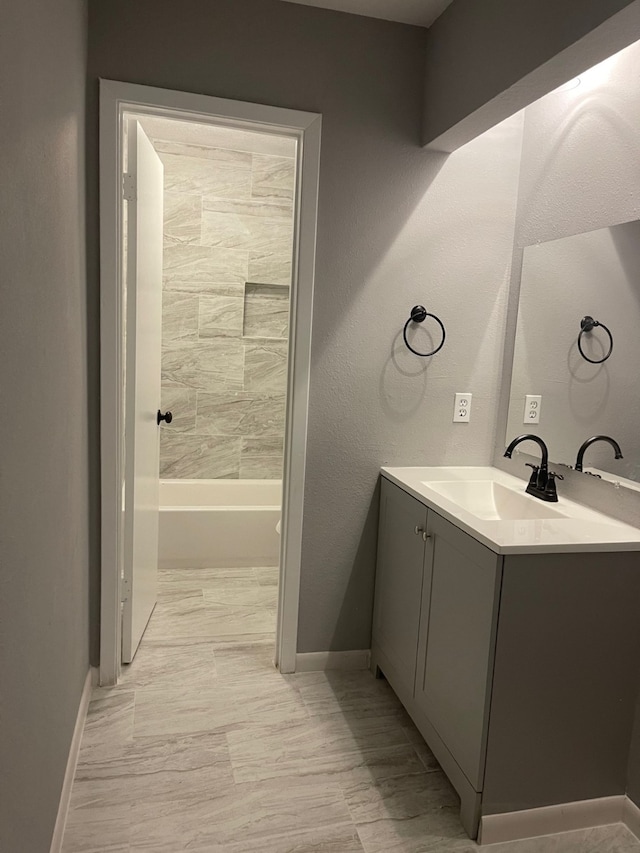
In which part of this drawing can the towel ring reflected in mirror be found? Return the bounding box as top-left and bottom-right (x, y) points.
(402, 305), (446, 357)
(577, 315), (613, 364)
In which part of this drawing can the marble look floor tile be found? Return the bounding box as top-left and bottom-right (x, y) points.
(78, 689), (135, 762)
(163, 244), (247, 286)
(227, 712), (421, 784)
(243, 282), (290, 339)
(161, 291), (198, 342)
(209, 631), (277, 648)
(249, 251), (292, 286)
(162, 339), (244, 392)
(70, 732), (232, 819)
(120, 639), (217, 689)
(255, 565), (280, 586)
(212, 642), (278, 683)
(159, 387), (197, 433)
(160, 151), (252, 198)
(133, 677), (307, 737)
(139, 634), (275, 652)
(402, 719), (442, 774)
(157, 566), (259, 592)
(196, 391), (285, 436)
(198, 293), (244, 338)
(203, 585), (277, 607)
(159, 433), (240, 479)
(240, 454), (284, 478)
(345, 771), (470, 853)
(61, 817), (131, 852)
(129, 774), (352, 851)
(220, 822), (365, 853)
(244, 340), (288, 392)
(143, 597), (276, 641)
(251, 154), (296, 204)
(295, 671), (406, 719)
(163, 193), (201, 246)
(146, 592), (276, 635)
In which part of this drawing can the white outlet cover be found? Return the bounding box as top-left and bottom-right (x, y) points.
(454, 392), (472, 423)
(524, 394), (542, 424)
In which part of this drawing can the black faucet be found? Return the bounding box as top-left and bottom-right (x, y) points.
(504, 434), (563, 502)
(575, 435), (623, 472)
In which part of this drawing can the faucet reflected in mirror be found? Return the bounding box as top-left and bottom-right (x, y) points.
(575, 435), (623, 473)
(504, 434), (564, 502)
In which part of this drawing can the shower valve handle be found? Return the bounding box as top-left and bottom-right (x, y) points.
(157, 410), (173, 425)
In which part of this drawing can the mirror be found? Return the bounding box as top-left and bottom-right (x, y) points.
(506, 218), (640, 485)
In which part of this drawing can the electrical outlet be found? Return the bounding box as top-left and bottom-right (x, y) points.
(524, 394), (542, 424)
(453, 392), (472, 423)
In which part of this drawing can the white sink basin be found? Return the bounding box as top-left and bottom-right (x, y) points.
(380, 465), (640, 554)
(424, 479), (567, 521)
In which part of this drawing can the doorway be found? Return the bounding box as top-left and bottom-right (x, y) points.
(99, 80), (321, 685)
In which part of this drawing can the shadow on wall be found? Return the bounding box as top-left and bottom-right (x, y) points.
(517, 97), (640, 247)
(330, 478), (382, 654)
(378, 329), (431, 422)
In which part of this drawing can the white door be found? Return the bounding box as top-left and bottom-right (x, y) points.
(122, 119), (164, 663)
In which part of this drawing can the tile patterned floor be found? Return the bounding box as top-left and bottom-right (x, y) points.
(62, 567), (640, 852)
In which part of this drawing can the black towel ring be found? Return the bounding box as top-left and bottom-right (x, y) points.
(403, 305), (446, 357)
(577, 315), (613, 364)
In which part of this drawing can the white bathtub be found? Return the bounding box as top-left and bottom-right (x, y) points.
(158, 479), (282, 569)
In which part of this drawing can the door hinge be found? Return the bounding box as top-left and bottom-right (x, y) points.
(121, 576), (131, 603)
(122, 172), (136, 202)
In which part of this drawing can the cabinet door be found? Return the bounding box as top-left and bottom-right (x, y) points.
(373, 478), (428, 691)
(415, 511), (502, 790)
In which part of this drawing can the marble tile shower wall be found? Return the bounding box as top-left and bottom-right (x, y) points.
(158, 138), (295, 479)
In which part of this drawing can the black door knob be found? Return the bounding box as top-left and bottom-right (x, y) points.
(157, 410), (173, 425)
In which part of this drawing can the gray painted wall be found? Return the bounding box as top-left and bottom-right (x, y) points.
(87, 0), (523, 654)
(486, 33), (640, 805)
(0, 0), (90, 850)
(495, 37), (640, 508)
(423, 0), (640, 151)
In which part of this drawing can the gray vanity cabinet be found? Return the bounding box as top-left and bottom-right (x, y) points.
(414, 511), (501, 791)
(372, 474), (640, 841)
(372, 477), (501, 834)
(373, 476), (430, 691)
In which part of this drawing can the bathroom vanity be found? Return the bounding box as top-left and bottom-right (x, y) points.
(371, 466), (640, 842)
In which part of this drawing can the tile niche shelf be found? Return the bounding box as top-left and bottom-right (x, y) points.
(242, 281), (290, 341)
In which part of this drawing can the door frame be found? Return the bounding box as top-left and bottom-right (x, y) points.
(99, 79), (321, 686)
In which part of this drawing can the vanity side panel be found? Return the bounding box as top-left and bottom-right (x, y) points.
(482, 551), (640, 814)
(371, 477), (428, 692)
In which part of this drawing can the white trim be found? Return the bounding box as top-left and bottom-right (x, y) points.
(479, 796), (625, 846)
(623, 797), (640, 841)
(295, 650), (371, 672)
(99, 80), (321, 684)
(49, 669), (95, 853)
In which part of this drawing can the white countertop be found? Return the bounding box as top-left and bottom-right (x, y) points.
(381, 466), (640, 555)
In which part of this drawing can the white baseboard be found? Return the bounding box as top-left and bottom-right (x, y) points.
(294, 650), (371, 672)
(50, 668), (95, 853)
(624, 797), (640, 841)
(479, 796), (625, 845)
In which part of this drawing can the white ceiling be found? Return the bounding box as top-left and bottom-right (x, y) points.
(279, 0), (454, 28)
